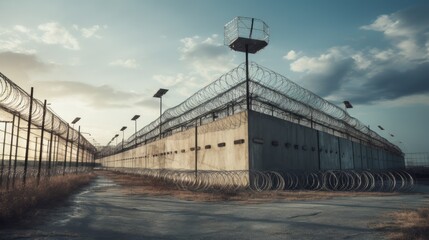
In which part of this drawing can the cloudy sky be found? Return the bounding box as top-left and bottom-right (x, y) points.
(0, 0), (428, 153)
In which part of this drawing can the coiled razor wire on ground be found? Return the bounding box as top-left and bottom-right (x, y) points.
(100, 62), (401, 158)
(103, 168), (415, 193)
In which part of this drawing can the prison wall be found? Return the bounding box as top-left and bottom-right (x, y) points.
(98, 111), (249, 171)
(248, 111), (405, 171)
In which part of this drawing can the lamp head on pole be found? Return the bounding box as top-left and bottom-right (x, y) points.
(71, 117), (81, 124)
(120, 126), (127, 131)
(343, 101), (353, 109)
(153, 88), (168, 98)
(131, 115), (140, 121)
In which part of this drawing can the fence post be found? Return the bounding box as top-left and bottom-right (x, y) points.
(37, 100), (47, 185)
(23, 87), (34, 185)
(63, 124), (70, 175)
(75, 126), (80, 173)
(12, 114), (21, 188)
(6, 115), (15, 189)
(0, 122), (8, 187)
(48, 114), (54, 176)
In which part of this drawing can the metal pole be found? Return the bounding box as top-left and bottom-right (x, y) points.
(0, 122), (8, 186)
(12, 114), (21, 188)
(245, 44), (250, 111)
(159, 97), (162, 140)
(76, 126), (80, 172)
(135, 119), (137, 147)
(122, 130), (124, 150)
(69, 127), (74, 168)
(23, 87), (34, 185)
(55, 135), (60, 165)
(48, 114), (54, 176)
(6, 115), (15, 188)
(63, 124), (70, 175)
(195, 120), (198, 178)
(81, 145), (85, 169)
(37, 100), (47, 184)
(33, 138), (38, 167)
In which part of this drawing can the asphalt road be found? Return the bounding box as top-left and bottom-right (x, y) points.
(2, 176), (428, 240)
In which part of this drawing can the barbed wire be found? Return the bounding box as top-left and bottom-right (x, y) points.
(104, 167), (415, 192)
(101, 62), (401, 156)
(0, 72), (95, 152)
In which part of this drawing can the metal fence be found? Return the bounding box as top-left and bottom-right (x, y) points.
(0, 72), (96, 189)
(405, 153), (429, 168)
(98, 62), (401, 158)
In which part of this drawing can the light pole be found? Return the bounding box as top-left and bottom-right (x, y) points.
(114, 134), (119, 145)
(342, 101), (353, 139)
(72, 117), (81, 125)
(131, 115), (140, 147)
(153, 88), (168, 140)
(69, 117), (80, 167)
(120, 126), (127, 150)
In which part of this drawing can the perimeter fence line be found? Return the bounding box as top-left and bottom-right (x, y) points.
(0, 72), (96, 189)
(99, 62), (401, 159)
(102, 167), (415, 193)
(405, 152), (429, 168)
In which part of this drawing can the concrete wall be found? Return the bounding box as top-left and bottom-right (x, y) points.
(248, 111), (319, 171)
(98, 111), (249, 171)
(318, 131), (340, 170)
(248, 111), (404, 171)
(98, 110), (404, 172)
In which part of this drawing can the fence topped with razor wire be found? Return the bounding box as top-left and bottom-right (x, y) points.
(0, 72), (96, 188)
(0, 72), (95, 152)
(99, 62), (401, 157)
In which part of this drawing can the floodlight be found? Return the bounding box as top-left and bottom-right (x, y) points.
(71, 117), (81, 124)
(343, 101), (353, 109)
(153, 88), (168, 98)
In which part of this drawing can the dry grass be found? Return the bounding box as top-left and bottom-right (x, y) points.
(375, 208), (429, 240)
(99, 170), (397, 203)
(0, 174), (95, 224)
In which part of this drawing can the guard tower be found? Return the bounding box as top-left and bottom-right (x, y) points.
(224, 17), (269, 110)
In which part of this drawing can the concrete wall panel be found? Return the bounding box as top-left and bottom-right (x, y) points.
(318, 131), (340, 170)
(98, 110), (405, 172)
(99, 111), (248, 171)
(339, 138), (354, 169)
(353, 142), (362, 169)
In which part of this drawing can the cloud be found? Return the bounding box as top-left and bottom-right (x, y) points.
(135, 98), (161, 110)
(287, 6), (429, 105)
(152, 34), (237, 98)
(0, 22), (106, 53)
(109, 59), (139, 69)
(179, 34), (236, 81)
(361, 5), (429, 60)
(0, 52), (150, 109)
(38, 22), (80, 50)
(13, 25), (30, 33)
(34, 80), (144, 108)
(73, 24), (104, 38)
(283, 50), (300, 60)
(154, 73), (186, 87)
(0, 27), (36, 53)
(352, 62), (429, 104)
(0, 51), (49, 84)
